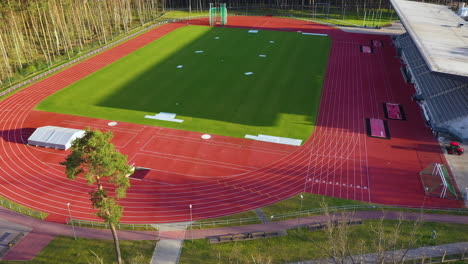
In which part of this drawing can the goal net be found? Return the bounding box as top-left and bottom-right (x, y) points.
(209, 3), (227, 26)
(420, 163), (458, 200)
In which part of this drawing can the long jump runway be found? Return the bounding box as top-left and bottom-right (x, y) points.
(0, 17), (462, 224)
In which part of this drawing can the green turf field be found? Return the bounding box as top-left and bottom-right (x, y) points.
(36, 25), (330, 141)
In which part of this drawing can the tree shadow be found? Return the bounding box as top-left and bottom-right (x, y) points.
(95, 26), (329, 127)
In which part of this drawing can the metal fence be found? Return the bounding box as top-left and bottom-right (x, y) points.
(270, 205), (468, 222)
(0, 198), (46, 219)
(68, 219), (156, 231)
(0, 15), (207, 99)
(68, 205), (468, 230)
(192, 217), (261, 229)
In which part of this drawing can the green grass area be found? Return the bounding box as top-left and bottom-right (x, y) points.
(157, 10), (210, 20)
(0, 196), (48, 220)
(0, 235), (155, 264)
(179, 220), (468, 264)
(261, 193), (370, 217)
(37, 25), (330, 142)
(230, 8), (397, 27)
(261, 193), (468, 220)
(193, 210), (261, 229)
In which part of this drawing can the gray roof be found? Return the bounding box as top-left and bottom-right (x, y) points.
(28, 126), (85, 150)
(395, 33), (468, 125)
(391, 0), (468, 78)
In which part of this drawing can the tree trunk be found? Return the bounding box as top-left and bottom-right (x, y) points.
(109, 222), (123, 264)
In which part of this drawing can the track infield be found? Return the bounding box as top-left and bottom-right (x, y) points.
(36, 26), (330, 142)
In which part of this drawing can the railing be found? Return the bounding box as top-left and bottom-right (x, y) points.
(192, 217), (262, 229)
(68, 219), (156, 231)
(0, 198), (46, 220)
(0, 15), (207, 99)
(66, 205), (468, 230)
(269, 205), (468, 222)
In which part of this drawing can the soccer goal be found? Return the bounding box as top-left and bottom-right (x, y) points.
(209, 3), (227, 26)
(420, 163), (459, 200)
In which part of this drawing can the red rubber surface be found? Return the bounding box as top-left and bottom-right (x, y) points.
(370, 118), (386, 138)
(386, 103), (403, 119)
(0, 16), (462, 224)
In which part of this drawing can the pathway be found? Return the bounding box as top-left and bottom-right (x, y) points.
(1, 207), (467, 260)
(293, 242), (468, 264)
(151, 222), (190, 264)
(338, 21), (406, 35)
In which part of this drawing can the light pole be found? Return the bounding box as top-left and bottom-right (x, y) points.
(189, 204), (193, 242)
(66, 203), (77, 240)
(297, 194), (304, 227)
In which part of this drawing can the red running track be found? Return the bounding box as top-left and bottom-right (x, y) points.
(0, 16), (462, 224)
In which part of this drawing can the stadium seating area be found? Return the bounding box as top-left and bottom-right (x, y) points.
(394, 33), (468, 129)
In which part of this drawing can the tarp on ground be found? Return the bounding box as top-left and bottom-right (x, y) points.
(27, 126), (85, 150)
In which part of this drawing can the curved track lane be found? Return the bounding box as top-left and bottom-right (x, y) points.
(0, 16), (462, 224)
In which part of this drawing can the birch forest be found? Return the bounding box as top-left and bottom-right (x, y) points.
(0, 0), (437, 86)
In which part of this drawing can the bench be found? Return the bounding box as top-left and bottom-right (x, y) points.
(307, 220), (362, 231)
(210, 230), (284, 244)
(219, 235), (232, 242)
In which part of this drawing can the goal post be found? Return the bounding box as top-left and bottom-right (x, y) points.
(209, 3), (227, 26)
(420, 163), (459, 200)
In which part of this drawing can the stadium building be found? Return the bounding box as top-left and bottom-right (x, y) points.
(391, 0), (468, 142)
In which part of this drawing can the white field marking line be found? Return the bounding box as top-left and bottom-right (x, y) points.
(139, 134), (279, 169)
(145, 132), (293, 155)
(308, 43), (342, 195)
(137, 148), (259, 171)
(312, 41), (345, 196)
(132, 152), (254, 175)
(360, 45), (373, 202)
(353, 41), (363, 201)
(327, 41), (347, 198)
(131, 152), (254, 173)
(0, 26), (198, 210)
(3, 30), (364, 219)
(311, 42), (364, 196)
(63, 121), (149, 151)
(27, 147), (68, 157)
(181, 28), (368, 201)
(121, 38), (332, 198)
(1, 93), (99, 199)
(62, 120), (144, 133)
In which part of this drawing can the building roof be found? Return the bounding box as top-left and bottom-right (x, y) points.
(28, 126), (85, 150)
(391, 0), (468, 77)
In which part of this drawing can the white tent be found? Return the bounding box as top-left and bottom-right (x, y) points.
(28, 126), (85, 150)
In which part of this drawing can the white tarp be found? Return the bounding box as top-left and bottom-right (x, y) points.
(245, 134), (302, 146)
(145, 112), (184, 123)
(28, 126), (85, 150)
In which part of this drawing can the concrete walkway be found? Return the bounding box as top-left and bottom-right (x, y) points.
(338, 21), (406, 35)
(0, 207), (467, 260)
(151, 222), (190, 264)
(292, 242), (468, 264)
